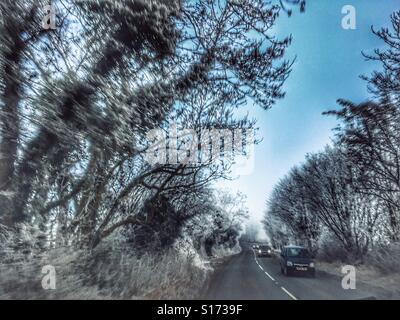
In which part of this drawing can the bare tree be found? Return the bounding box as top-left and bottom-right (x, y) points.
(0, 0), (296, 250)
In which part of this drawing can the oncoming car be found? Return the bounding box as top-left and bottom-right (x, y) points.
(256, 245), (272, 257)
(279, 245), (315, 277)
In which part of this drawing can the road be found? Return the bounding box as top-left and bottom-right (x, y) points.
(203, 246), (378, 300)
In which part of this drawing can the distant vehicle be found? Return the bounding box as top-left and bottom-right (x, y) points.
(252, 244), (259, 249)
(257, 245), (272, 257)
(280, 245), (315, 277)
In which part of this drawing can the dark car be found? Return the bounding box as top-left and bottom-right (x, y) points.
(257, 245), (272, 257)
(279, 245), (315, 277)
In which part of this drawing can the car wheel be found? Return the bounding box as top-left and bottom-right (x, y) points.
(310, 270), (316, 278)
(280, 266), (284, 274)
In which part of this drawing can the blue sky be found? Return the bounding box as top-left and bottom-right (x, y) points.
(219, 0), (400, 229)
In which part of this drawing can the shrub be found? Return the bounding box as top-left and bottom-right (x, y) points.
(316, 233), (352, 263)
(365, 242), (400, 274)
(0, 228), (209, 299)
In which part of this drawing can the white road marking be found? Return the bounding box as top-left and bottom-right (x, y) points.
(253, 249), (275, 281)
(281, 286), (298, 300)
(264, 271), (275, 281)
(252, 248), (298, 300)
(262, 270), (275, 281)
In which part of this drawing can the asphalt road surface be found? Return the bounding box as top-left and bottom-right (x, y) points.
(203, 246), (379, 300)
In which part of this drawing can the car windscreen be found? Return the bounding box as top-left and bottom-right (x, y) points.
(286, 248), (310, 258)
(260, 246), (270, 250)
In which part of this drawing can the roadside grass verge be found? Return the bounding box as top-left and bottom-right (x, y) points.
(315, 242), (400, 299)
(0, 225), (244, 299)
(0, 235), (211, 299)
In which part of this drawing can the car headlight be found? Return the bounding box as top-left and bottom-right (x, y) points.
(287, 261), (293, 267)
(309, 262), (315, 268)
(268, 250), (271, 254)
(258, 250), (261, 253)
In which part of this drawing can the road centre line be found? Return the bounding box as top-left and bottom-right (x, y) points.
(281, 286), (298, 300)
(253, 250), (275, 281)
(252, 249), (298, 300)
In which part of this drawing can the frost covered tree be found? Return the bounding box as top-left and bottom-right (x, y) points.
(264, 147), (384, 259)
(326, 11), (400, 242)
(0, 0), (300, 250)
(264, 10), (400, 259)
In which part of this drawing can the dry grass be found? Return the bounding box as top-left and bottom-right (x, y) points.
(316, 243), (400, 299)
(365, 242), (400, 274)
(0, 229), (210, 300)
